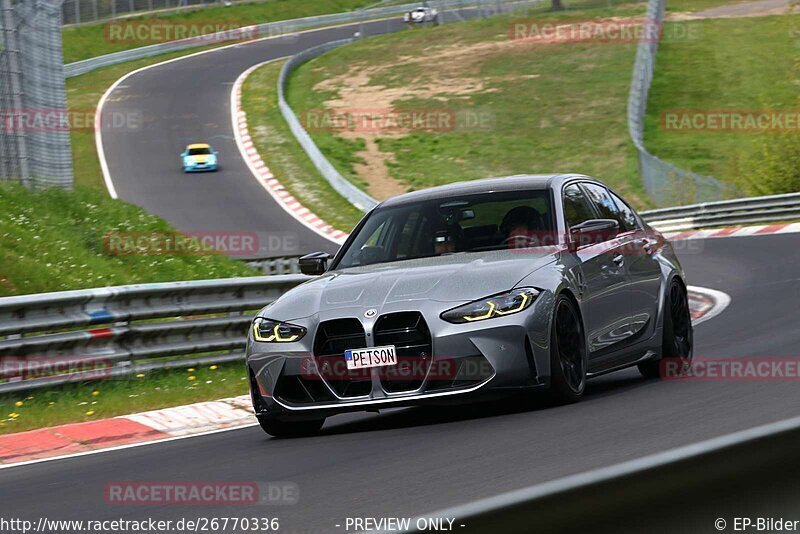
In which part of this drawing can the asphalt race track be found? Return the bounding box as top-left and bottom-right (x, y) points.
(100, 10), (486, 258)
(2, 234), (798, 532)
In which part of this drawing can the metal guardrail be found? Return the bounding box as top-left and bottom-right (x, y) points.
(245, 256), (303, 275)
(640, 192), (800, 232)
(0, 275), (308, 393)
(64, 0), (533, 78)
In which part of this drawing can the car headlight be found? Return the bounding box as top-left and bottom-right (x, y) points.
(440, 288), (539, 324)
(184, 158), (195, 166)
(252, 317), (306, 342)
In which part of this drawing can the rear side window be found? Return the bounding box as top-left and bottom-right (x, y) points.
(581, 183), (622, 225)
(562, 184), (595, 229)
(608, 191), (639, 232)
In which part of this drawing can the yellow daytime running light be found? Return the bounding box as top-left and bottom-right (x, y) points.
(462, 301), (496, 322)
(442, 288), (539, 324)
(252, 319), (306, 343)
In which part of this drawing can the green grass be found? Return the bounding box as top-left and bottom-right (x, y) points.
(62, 0), (378, 64)
(0, 361), (249, 435)
(287, 4), (650, 207)
(242, 60), (365, 232)
(0, 183), (256, 296)
(645, 15), (800, 190)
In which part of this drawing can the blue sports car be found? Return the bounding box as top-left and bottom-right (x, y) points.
(181, 143), (218, 172)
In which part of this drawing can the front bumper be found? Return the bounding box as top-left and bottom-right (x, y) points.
(246, 297), (553, 417)
(183, 164), (217, 172)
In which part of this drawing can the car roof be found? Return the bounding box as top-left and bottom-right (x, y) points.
(378, 174), (591, 208)
(187, 143), (211, 149)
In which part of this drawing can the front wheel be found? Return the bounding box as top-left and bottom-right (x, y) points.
(548, 294), (587, 404)
(638, 279), (693, 379)
(256, 414), (325, 438)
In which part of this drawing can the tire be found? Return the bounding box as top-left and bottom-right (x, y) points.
(548, 294), (587, 404)
(256, 414), (325, 438)
(638, 279), (693, 379)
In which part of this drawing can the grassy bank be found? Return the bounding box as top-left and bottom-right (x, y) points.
(0, 183), (255, 297)
(286, 3), (650, 207)
(0, 361), (249, 434)
(645, 14), (800, 196)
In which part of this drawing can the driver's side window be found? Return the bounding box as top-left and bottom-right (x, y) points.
(563, 184), (595, 230)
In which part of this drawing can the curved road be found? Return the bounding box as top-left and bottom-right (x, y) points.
(100, 11), (483, 258)
(2, 234), (798, 532)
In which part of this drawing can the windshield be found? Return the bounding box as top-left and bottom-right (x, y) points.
(187, 147), (212, 156)
(335, 189), (555, 269)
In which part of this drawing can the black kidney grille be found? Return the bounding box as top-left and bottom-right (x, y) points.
(374, 312), (432, 393)
(313, 318), (371, 398)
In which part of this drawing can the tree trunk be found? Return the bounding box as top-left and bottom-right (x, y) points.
(551, 0), (564, 10)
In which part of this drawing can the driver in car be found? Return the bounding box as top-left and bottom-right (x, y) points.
(500, 205), (546, 249)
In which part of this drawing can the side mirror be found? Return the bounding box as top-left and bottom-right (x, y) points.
(180, 152), (188, 157)
(298, 251), (331, 276)
(569, 219), (619, 251)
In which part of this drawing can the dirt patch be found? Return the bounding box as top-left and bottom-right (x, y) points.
(312, 37), (554, 199)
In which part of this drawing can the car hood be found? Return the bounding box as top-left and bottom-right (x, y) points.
(262, 249), (558, 321)
(188, 154), (212, 163)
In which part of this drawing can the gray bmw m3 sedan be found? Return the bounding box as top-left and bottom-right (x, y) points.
(246, 174), (693, 437)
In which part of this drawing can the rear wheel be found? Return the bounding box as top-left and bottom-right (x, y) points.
(256, 414), (325, 438)
(548, 295), (587, 404)
(638, 279), (693, 379)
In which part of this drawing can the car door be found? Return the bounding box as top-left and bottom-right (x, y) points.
(608, 189), (663, 341)
(563, 183), (632, 356)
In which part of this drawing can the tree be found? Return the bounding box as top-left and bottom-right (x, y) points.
(551, 0), (564, 10)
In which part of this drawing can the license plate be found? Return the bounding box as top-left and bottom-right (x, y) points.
(344, 345), (397, 370)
